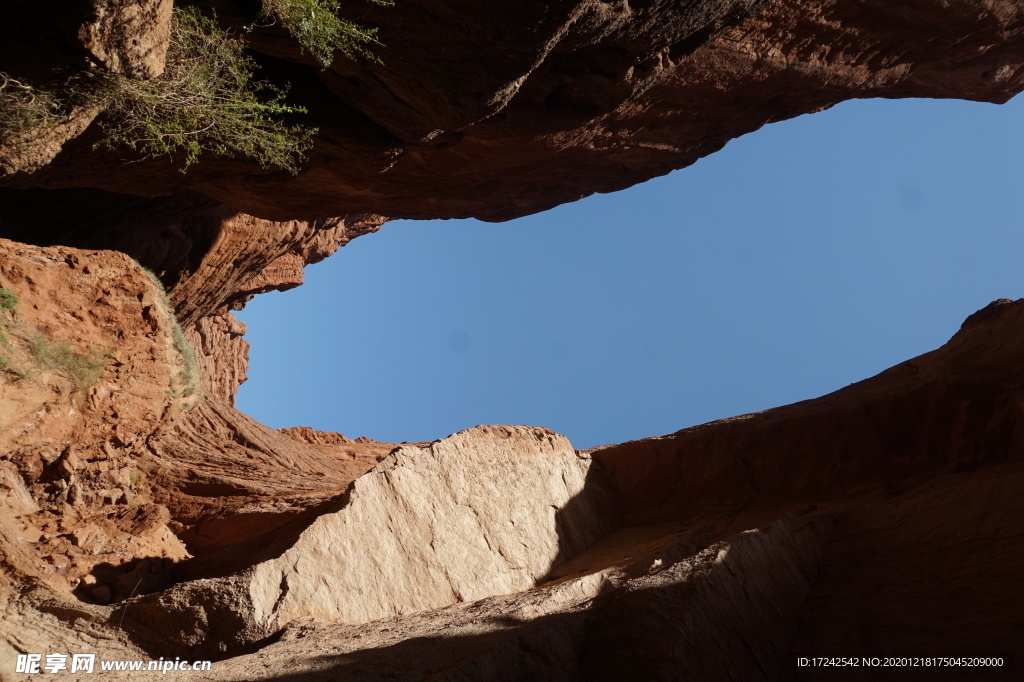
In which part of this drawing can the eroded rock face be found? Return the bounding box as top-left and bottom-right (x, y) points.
(64, 0), (174, 79)
(0, 239), (192, 597)
(0, 192), (385, 405)
(2, 2), (1024, 679)
(0, 107), (102, 178)
(5, 0), (1024, 222)
(107, 300), (1024, 677)
(138, 395), (387, 555)
(2, 235), (1023, 678)
(126, 425), (614, 655)
(0, 0), (171, 178)
(187, 310), (248, 406)
(278, 426), (405, 467)
(589, 297), (1024, 527)
(199, 513), (835, 681)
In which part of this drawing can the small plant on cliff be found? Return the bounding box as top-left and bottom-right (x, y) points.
(0, 286), (17, 345)
(0, 287), (16, 373)
(135, 263), (201, 401)
(27, 333), (104, 395)
(0, 286), (103, 388)
(0, 74), (64, 141)
(97, 7), (314, 173)
(0, 287), (18, 315)
(257, 0), (391, 68)
(171, 322), (199, 398)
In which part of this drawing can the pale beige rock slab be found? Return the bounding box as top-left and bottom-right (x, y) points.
(252, 425), (602, 624)
(201, 514), (833, 682)
(130, 425), (611, 652)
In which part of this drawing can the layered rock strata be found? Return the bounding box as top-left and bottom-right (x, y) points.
(2, 1), (1024, 679)
(1, 238), (1022, 679)
(0, 239), (193, 610)
(185, 300), (1024, 678)
(5, 0), (1024, 222)
(201, 513), (835, 681)
(125, 425), (614, 655)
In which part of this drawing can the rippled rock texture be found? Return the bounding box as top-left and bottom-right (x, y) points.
(2, 1), (1024, 680)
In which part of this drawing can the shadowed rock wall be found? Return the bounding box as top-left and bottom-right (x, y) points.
(2, 1), (1024, 679)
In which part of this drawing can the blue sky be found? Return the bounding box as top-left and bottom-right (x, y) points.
(236, 95), (1024, 450)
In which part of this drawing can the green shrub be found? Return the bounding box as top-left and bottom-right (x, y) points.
(3, 3), (381, 172)
(28, 333), (104, 394)
(0, 287), (18, 314)
(97, 7), (315, 173)
(0, 74), (64, 141)
(171, 322), (199, 398)
(135, 263), (201, 400)
(259, 0), (391, 68)
(0, 287), (17, 344)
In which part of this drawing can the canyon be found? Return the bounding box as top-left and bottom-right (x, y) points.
(2, 1), (1024, 680)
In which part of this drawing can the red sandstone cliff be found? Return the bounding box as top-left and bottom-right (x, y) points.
(2, 1), (1024, 680)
